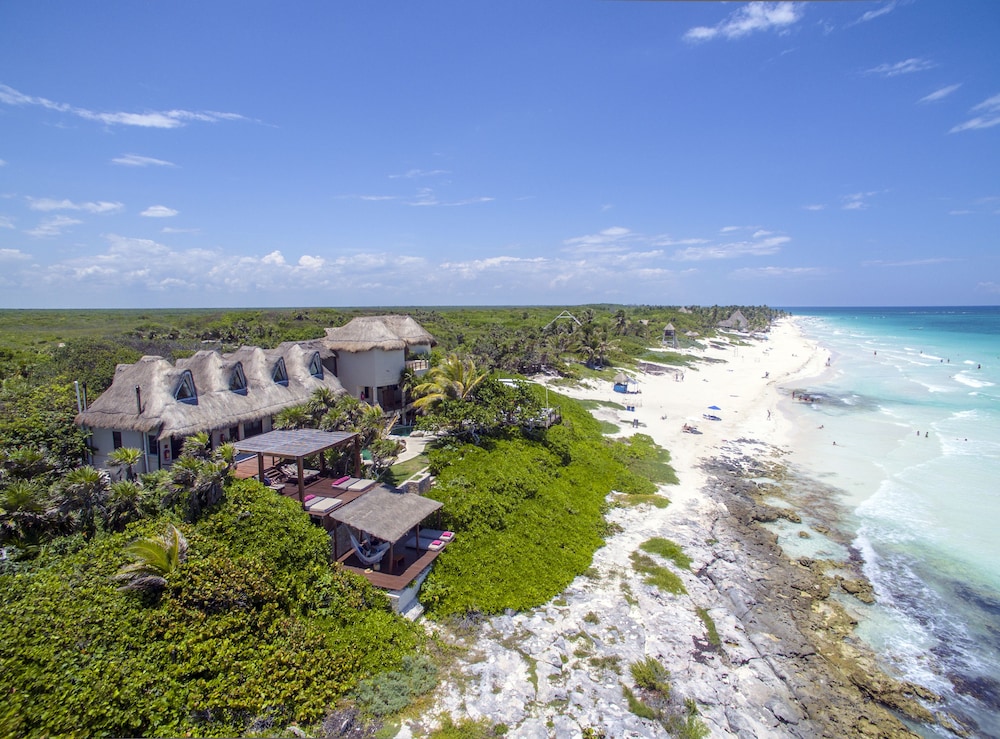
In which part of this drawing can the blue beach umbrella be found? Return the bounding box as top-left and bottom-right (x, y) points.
(708, 405), (721, 410)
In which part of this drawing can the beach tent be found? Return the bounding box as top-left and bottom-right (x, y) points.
(612, 373), (640, 394)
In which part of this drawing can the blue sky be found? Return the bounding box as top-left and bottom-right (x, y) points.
(1, 1), (998, 309)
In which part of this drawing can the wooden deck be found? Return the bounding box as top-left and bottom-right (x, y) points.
(233, 456), (443, 591)
(335, 546), (441, 590)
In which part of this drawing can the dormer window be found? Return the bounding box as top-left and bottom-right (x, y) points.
(174, 370), (198, 404)
(272, 357), (289, 386)
(229, 363), (247, 394)
(308, 352), (323, 379)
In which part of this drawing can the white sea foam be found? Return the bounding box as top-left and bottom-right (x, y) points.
(953, 373), (995, 389)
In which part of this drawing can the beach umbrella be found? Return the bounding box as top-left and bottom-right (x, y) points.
(708, 405), (721, 410)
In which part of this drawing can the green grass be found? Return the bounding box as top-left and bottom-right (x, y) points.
(629, 552), (687, 595)
(383, 455), (430, 485)
(639, 537), (692, 570)
(695, 607), (721, 648)
(597, 420), (621, 435)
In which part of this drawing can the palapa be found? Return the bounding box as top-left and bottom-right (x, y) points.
(323, 315), (435, 354)
(328, 485), (442, 544)
(76, 342), (345, 439)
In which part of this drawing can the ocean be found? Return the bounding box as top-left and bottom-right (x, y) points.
(776, 307), (1000, 737)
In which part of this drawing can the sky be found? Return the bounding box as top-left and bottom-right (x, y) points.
(1, 1), (998, 309)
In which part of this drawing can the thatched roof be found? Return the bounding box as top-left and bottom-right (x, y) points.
(323, 315), (435, 353)
(76, 343), (345, 438)
(718, 310), (749, 330)
(328, 486), (443, 543)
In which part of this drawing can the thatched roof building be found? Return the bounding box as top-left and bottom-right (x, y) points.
(76, 342), (345, 439)
(718, 309), (749, 331)
(323, 315), (435, 354)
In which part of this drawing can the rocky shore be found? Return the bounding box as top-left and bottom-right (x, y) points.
(402, 434), (962, 738)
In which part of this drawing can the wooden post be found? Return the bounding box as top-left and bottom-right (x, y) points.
(297, 457), (305, 505)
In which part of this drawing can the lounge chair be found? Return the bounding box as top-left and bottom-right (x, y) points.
(348, 531), (390, 566)
(404, 534), (447, 551)
(305, 496), (341, 514)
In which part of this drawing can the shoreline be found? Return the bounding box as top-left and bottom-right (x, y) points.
(406, 320), (955, 737)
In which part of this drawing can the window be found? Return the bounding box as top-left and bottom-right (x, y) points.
(147, 434), (158, 455)
(271, 357), (288, 386)
(112, 431), (123, 450)
(229, 363), (247, 394)
(174, 370), (198, 404)
(308, 352), (323, 379)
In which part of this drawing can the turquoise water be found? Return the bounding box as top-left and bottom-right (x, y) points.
(784, 307), (1000, 737)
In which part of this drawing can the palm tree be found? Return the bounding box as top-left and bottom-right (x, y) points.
(0, 479), (54, 546)
(103, 480), (154, 533)
(60, 465), (109, 538)
(180, 432), (212, 460)
(114, 523), (188, 592)
(412, 353), (488, 413)
(108, 447), (143, 481)
(613, 309), (630, 336)
(273, 404), (311, 430)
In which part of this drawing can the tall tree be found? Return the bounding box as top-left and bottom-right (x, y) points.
(108, 447), (143, 482)
(412, 354), (488, 414)
(59, 465), (109, 538)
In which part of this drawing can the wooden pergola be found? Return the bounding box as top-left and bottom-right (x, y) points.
(233, 429), (361, 505)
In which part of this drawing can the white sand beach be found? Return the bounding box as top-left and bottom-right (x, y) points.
(401, 320), (931, 738)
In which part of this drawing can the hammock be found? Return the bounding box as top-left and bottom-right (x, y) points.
(348, 531), (390, 566)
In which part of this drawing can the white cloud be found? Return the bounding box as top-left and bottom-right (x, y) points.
(25, 215), (82, 237)
(863, 257), (957, 267)
(27, 197), (123, 213)
(842, 191), (880, 210)
(918, 84), (961, 104)
(406, 188), (494, 207)
(0, 83), (248, 129)
(389, 169), (449, 179)
(298, 255), (325, 270)
(0, 215), (14, 229)
(731, 266), (824, 278)
(673, 234), (790, 261)
(563, 226), (634, 253)
(112, 153), (176, 167)
(140, 205), (178, 218)
(0, 159), (6, 167)
(0, 247), (30, 260)
(803, 204), (825, 211)
(853, 1), (897, 25)
(161, 227), (200, 234)
(950, 93), (1000, 133)
(684, 2), (803, 43)
(865, 58), (935, 77)
(977, 281), (1000, 294)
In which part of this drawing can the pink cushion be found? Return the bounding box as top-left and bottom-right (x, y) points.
(432, 540), (443, 547)
(304, 494), (316, 501)
(332, 476), (350, 485)
(440, 531), (454, 540)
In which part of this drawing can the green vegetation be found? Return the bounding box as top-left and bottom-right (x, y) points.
(0, 303), (781, 736)
(631, 655), (672, 696)
(639, 537), (693, 570)
(417, 388), (676, 617)
(630, 551), (688, 596)
(625, 657), (709, 739)
(0, 479), (422, 738)
(696, 606), (721, 648)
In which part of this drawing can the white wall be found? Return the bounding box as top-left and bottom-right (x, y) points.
(89, 427), (161, 474)
(336, 348), (404, 402)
